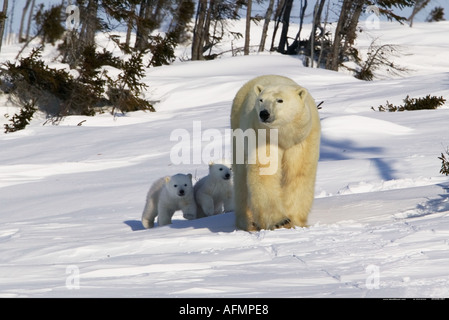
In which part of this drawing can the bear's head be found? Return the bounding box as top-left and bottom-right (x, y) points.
(254, 84), (314, 148)
(254, 84), (312, 129)
(209, 163), (232, 181)
(165, 173), (193, 197)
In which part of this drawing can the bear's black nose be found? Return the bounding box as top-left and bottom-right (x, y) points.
(259, 109), (270, 122)
(224, 173), (230, 180)
(179, 189), (185, 196)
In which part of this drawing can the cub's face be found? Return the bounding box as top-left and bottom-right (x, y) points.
(254, 84), (310, 128)
(209, 164), (232, 181)
(166, 173), (193, 197)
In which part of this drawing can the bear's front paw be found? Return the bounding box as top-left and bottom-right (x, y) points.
(248, 222), (261, 232)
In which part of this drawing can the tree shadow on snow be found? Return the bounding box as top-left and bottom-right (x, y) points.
(123, 211), (236, 233)
(410, 183), (449, 218)
(320, 136), (397, 181)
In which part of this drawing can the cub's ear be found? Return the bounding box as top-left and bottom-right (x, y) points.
(208, 160), (214, 167)
(187, 173), (192, 180)
(297, 87), (308, 100)
(254, 84), (264, 95)
(164, 176), (171, 183)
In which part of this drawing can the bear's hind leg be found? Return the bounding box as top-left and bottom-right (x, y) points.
(142, 197), (157, 229)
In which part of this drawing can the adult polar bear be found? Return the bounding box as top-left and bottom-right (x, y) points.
(231, 75), (320, 231)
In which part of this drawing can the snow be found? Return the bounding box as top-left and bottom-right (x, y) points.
(1, 21), (449, 298)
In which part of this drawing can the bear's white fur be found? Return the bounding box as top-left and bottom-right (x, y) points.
(141, 173), (197, 228)
(231, 75), (321, 231)
(194, 163), (234, 218)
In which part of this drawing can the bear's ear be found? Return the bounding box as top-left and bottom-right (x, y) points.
(164, 176), (171, 183)
(297, 87), (308, 100)
(187, 173), (192, 180)
(208, 160), (214, 167)
(254, 84), (264, 95)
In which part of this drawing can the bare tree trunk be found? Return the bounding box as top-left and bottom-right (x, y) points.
(60, 0), (98, 68)
(258, 0), (274, 52)
(192, 0), (208, 60)
(80, 0), (98, 48)
(167, 0), (195, 45)
(316, 0), (330, 68)
(277, 0), (293, 54)
(203, 0), (215, 53)
(25, 0), (34, 42)
(6, 0), (13, 44)
(339, 0), (363, 62)
(270, 0), (285, 51)
(0, 0), (8, 52)
(125, 3), (136, 47)
(19, 0), (31, 42)
(327, 0), (349, 71)
(408, 0), (430, 27)
(135, 0), (150, 51)
(288, 0), (307, 54)
(244, 0), (252, 55)
(326, 0), (364, 71)
(308, 0), (326, 67)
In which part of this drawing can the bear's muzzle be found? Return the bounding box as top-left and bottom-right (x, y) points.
(259, 109), (272, 123)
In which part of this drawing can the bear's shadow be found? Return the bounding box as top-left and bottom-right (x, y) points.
(124, 211), (236, 233)
(123, 220), (147, 231)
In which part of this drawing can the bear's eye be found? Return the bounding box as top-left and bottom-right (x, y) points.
(184, 184), (187, 187)
(219, 168), (223, 171)
(173, 184), (178, 187)
(259, 99), (263, 103)
(277, 99), (283, 103)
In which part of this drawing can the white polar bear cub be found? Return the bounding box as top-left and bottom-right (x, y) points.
(194, 163), (234, 218)
(141, 173), (197, 228)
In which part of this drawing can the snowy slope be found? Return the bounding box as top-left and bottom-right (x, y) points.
(1, 21), (449, 298)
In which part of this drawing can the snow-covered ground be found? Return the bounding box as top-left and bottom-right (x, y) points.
(1, 20), (449, 298)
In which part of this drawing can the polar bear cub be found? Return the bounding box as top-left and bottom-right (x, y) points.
(141, 173), (197, 228)
(194, 163), (234, 218)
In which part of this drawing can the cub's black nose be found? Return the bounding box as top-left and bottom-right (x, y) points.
(224, 173), (230, 180)
(259, 109), (270, 122)
(179, 189), (185, 196)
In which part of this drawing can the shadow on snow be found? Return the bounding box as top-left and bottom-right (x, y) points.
(319, 135), (397, 181)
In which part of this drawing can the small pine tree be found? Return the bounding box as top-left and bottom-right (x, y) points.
(375, 95), (446, 112)
(34, 4), (65, 45)
(1, 45), (155, 118)
(4, 100), (38, 133)
(147, 34), (177, 67)
(106, 48), (155, 113)
(426, 7), (445, 22)
(350, 41), (409, 81)
(438, 150), (449, 176)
